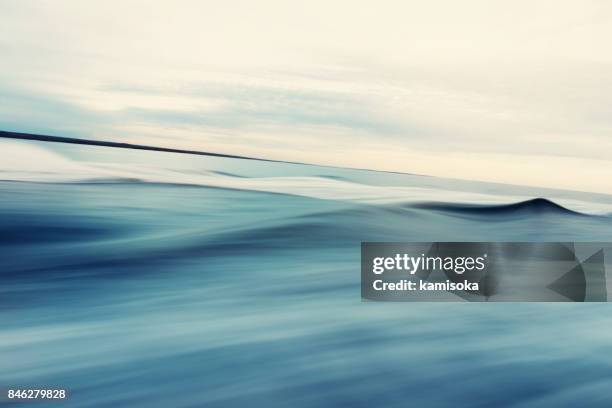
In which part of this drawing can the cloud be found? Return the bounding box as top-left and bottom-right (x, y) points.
(0, 84), (112, 138)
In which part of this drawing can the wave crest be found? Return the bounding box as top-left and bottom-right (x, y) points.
(413, 198), (588, 217)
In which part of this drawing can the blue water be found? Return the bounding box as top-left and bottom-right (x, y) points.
(2, 140), (612, 407)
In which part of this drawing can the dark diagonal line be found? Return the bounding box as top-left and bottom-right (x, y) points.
(0, 130), (301, 165)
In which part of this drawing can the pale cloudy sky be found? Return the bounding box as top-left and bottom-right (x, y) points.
(1, 0), (611, 193)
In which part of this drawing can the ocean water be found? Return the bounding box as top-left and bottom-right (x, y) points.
(2, 139), (612, 407)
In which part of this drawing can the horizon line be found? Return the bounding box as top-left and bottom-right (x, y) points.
(0, 129), (426, 177)
(2, 129), (610, 197)
(0, 130), (303, 165)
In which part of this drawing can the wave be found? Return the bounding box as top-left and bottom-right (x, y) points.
(2, 139), (612, 215)
(413, 198), (590, 217)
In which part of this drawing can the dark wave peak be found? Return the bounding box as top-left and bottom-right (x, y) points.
(413, 198), (588, 217)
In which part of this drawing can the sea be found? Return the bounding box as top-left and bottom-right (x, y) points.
(1, 139), (612, 407)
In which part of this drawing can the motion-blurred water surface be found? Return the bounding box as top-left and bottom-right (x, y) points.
(2, 139), (612, 407)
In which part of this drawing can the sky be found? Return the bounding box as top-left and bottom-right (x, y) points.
(1, 0), (611, 193)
